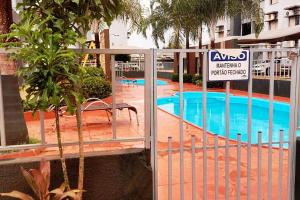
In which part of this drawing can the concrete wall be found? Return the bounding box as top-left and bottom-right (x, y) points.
(0, 75), (28, 145)
(231, 79), (291, 97)
(0, 150), (152, 200)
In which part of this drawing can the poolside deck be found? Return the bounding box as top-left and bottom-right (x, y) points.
(0, 79), (290, 199)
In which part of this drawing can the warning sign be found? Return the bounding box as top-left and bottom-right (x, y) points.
(208, 49), (250, 81)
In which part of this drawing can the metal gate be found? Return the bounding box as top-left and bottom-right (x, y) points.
(150, 48), (300, 200)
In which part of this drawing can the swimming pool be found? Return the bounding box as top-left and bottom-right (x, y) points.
(158, 92), (299, 145)
(120, 79), (168, 86)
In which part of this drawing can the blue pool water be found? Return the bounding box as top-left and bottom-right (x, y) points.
(120, 79), (168, 86)
(157, 92), (299, 145)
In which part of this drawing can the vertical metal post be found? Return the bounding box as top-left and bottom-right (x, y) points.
(111, 55), (117, 139)
(288, 50), (300, 200)
(214, 134), (219, 200)
(168, 137), (173, 200)
(268, 50), (275, 200)
(144, 51), (153, 149)
(247, 49), (253, 200)
(0, 68), (6, 147)
(278, 130), (284, 200)
(225, 80), (230, 200)
(258, 131), (262, 200)
(237, 133), (241, 200)
(179, 52), (184, 200)
(148, 49), (158, 200)
(191, 135), (196, 200)
(40, 111), (46, 145)
(202, 50), (208, 200)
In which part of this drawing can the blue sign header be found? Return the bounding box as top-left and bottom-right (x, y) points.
(210, 50), (248, 62)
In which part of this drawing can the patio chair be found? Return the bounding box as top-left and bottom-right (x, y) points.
(83, 98), (139, 125)
(50, 98), (139, 125)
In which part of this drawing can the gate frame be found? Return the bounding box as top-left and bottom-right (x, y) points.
(150, 48), (300, 200)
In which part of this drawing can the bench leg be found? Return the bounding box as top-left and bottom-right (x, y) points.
(128, 109), (132, 121)
(136, 113), (139, 126)
(105, 110), (111, 122)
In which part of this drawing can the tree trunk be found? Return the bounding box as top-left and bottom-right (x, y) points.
(185, 31), (190, 74)
(0, 0), (13, 36)
(76, 104), (84, 199)
(198, 26), (203, 75)
(210, 40), (216, 49)
(208, 22), (216, 49)
(94, 32), (100, 68)
(54, 107), (70, 191)
(173, 52), (179, 73)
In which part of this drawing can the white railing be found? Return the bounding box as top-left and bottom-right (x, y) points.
(252, 57), (293, 79)
(152, 48), (300, 200)
(0, 48), (153, 164)
(1, 48), (300, 200)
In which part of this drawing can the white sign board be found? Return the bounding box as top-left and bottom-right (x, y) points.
(208, 49), (250, 81)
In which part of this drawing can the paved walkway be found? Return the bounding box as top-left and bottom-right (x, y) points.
(1, 79), (290, 199)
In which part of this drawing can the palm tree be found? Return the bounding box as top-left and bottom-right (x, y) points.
(194, 0), (263, 49)
(147, 0), (201, 73)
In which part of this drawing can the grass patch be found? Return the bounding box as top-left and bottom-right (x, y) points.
(28, 137), (41, 144)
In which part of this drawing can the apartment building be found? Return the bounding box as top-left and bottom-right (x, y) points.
(211, 0), (300, 49)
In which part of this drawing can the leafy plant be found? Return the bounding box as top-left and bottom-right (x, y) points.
(82, 77), (112, 99)
(0, 160), (81, 200)
(171, 73), (193, 83)
(83, 67), (105, 79)
(192, 74), (202, 84)
(1, 0), (144, 198)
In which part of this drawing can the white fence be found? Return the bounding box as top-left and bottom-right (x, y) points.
(0, 48), (300, 200)
(152, 48), (300, 200)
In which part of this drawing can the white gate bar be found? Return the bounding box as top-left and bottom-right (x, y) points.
(287, 52), (299, 200)
(144, 51), (152, 149)
(179, 52), (185, 200)
(191, 135), (196, 200)
(39, 111), (46, 145)
(237, 133), (241, 200)
(225, 81), (230, 200)
(258, 131), (262, 200)
(268, 50), (275, 200)
(0, 69), (6, 146)
(150, 49), (158, 200)
(202, 51), (208, 200)
(111, 55), (117, 139)
(278, 130), (284, 200)
(247, 49), (253, 200)
(168, 137), (173, 200)
(214, 134), (219, 200)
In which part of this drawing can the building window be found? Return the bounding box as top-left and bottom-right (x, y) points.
(215, 25), (224, 39)
(265, 12), (278, 30)
(297, 16), (300, 25)
(286, 9), (300, 26)
(270, 0), (278, 4)
(242, 22), (252, 36)
(269, 21), (278, 30)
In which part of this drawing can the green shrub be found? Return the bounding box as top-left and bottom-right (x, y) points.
(171, 73), (193, 83)
(171, 73), (179, 82)
(22, 99), (35, 112)
(83, 67), (105, 79)
(183, 74), (193, 83)
(192, 74), (202, 84)
(195, 80), (202, 86)
(82, 77), (111, 99)
(207, 81), (224, 88)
